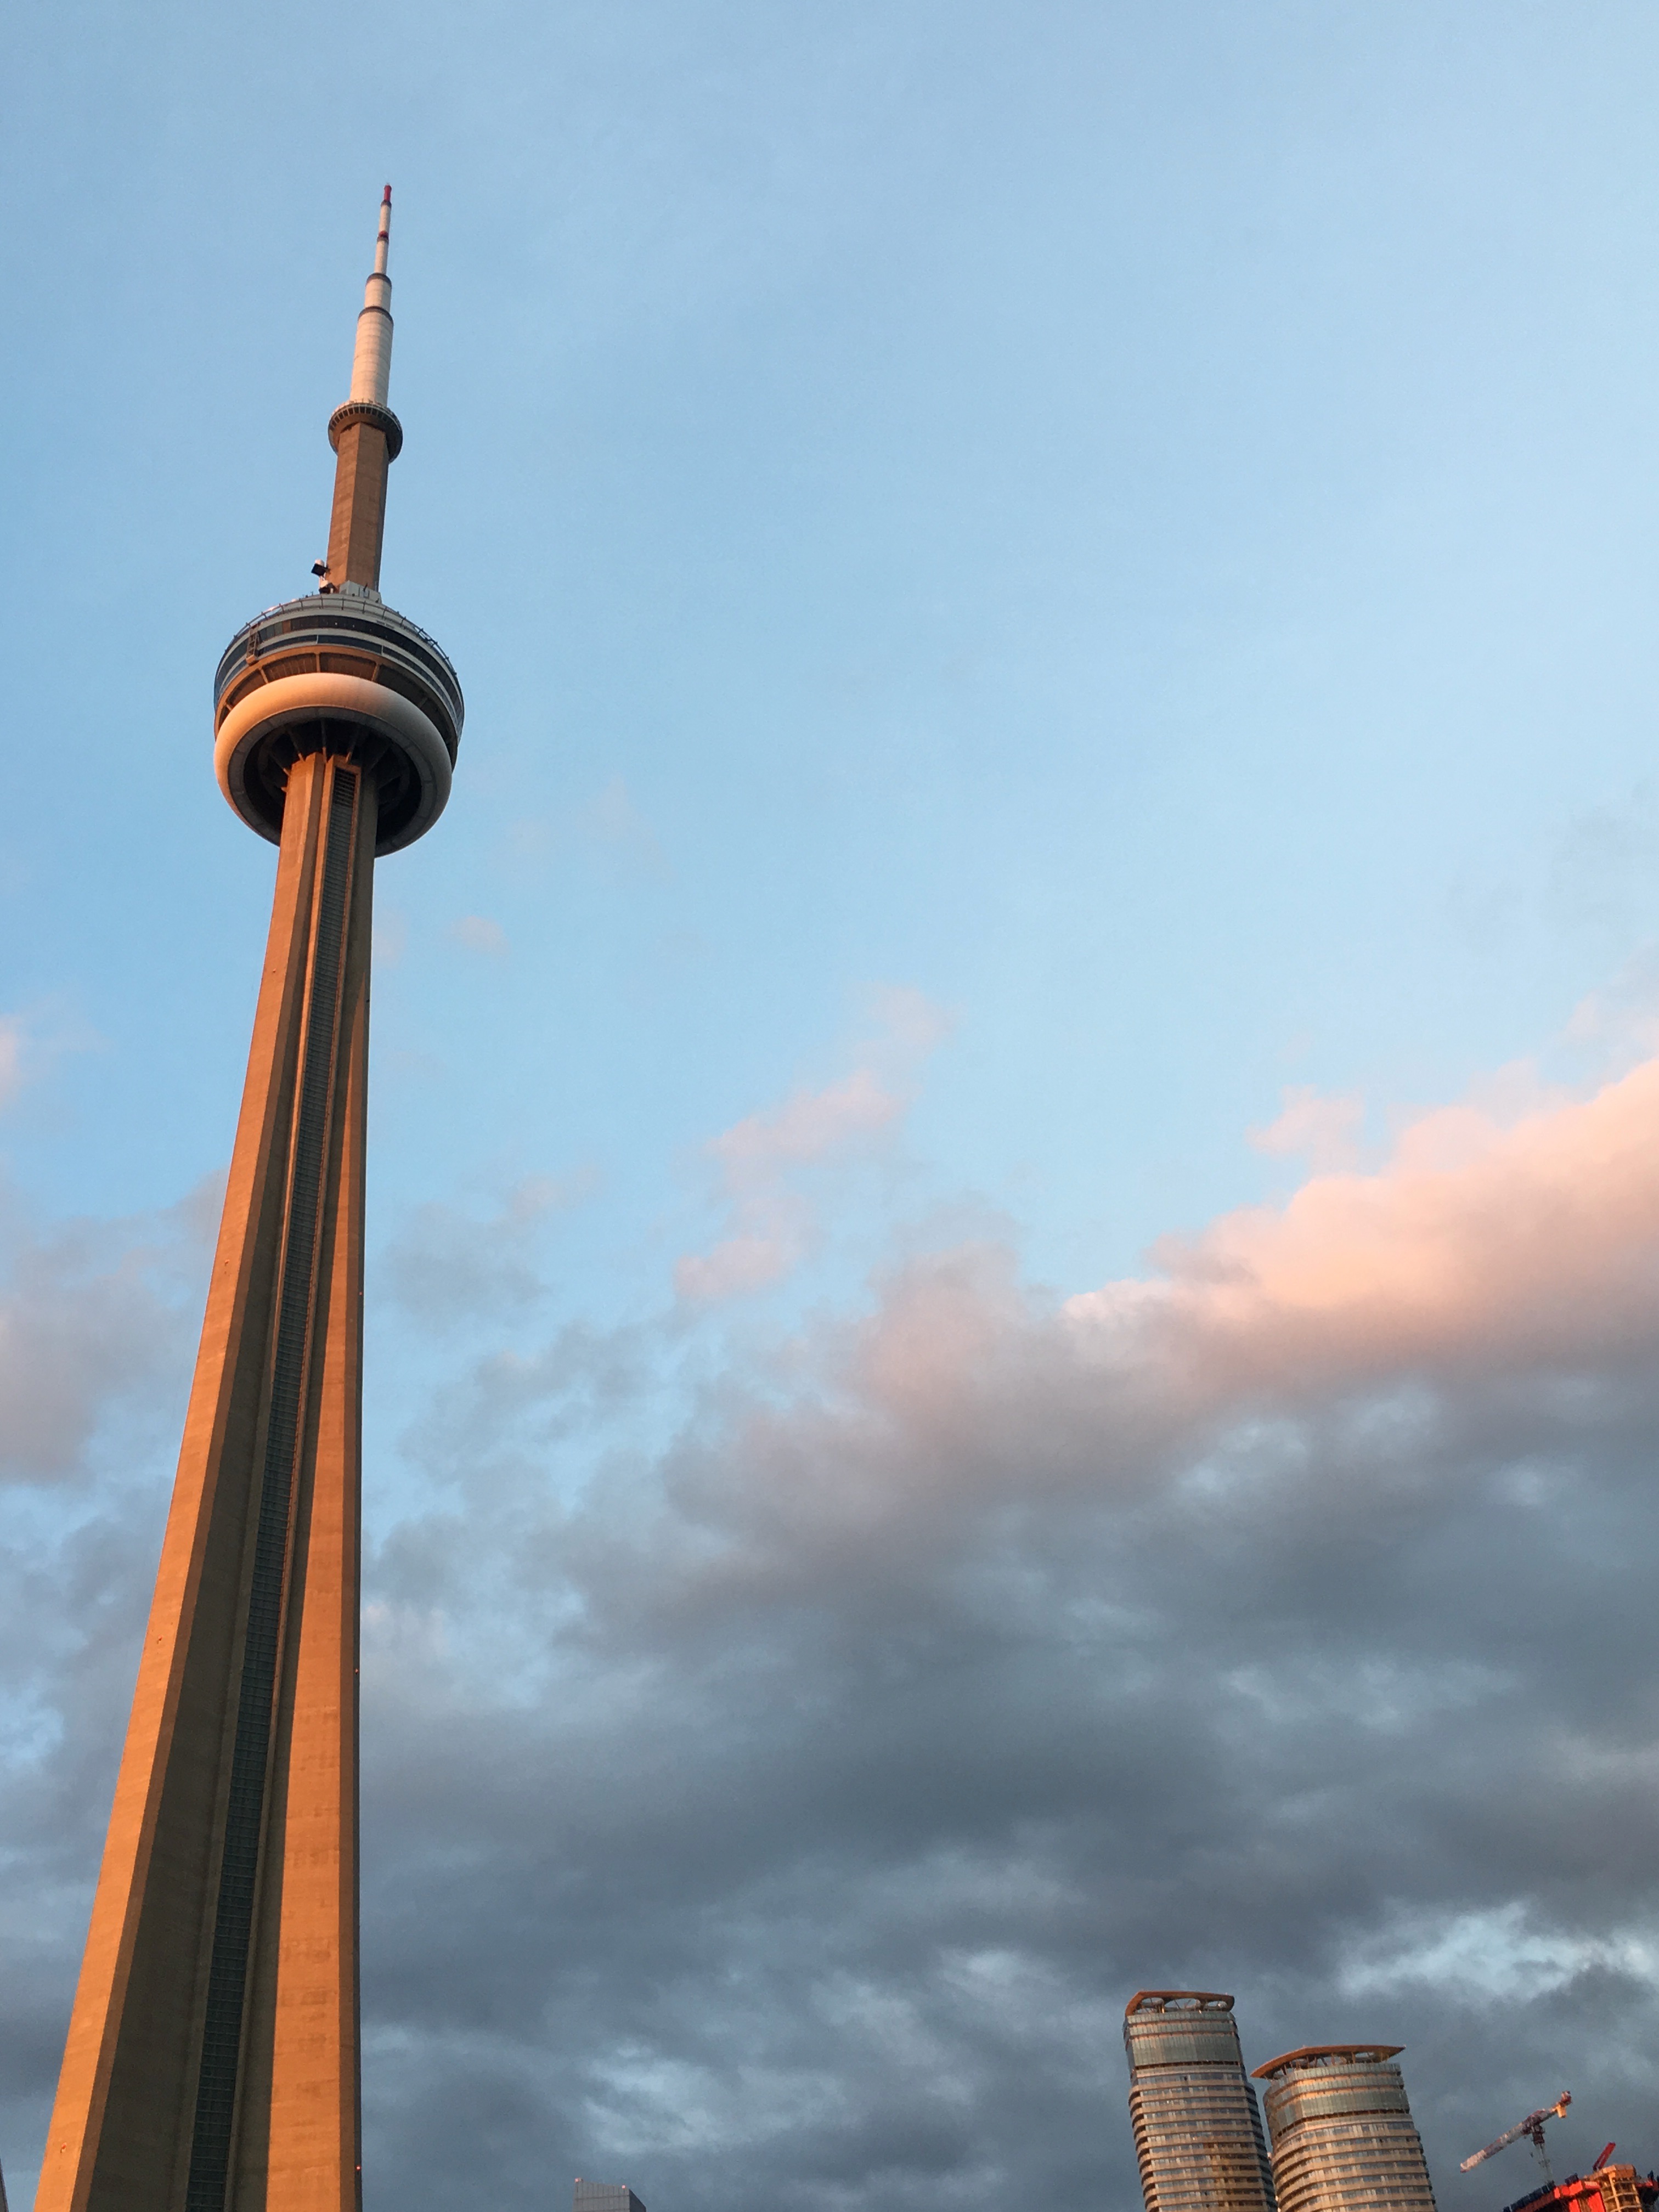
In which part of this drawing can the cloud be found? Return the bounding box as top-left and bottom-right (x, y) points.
(1077, 1055), (1659, 1385)
(383, 1171), (599, 1327)
(375, 907), (410, 971)
(0, 1018), (25, 1111)
(712, 1067), (904, 1171)
(0, 1006), (100, 1119)
(675, 988), (953, 1305)
(673, 1223), (806, 1302)
(0, 1179), (210, 1483)
(1248, 1084), (1365, 1172)
(1562, 944), (1659, 1068)
(14, 1052), (1659, 2212)
(578, 777), (672, 884)
(504, 781), (673, 886)
(676, 1069), (908, 1303)
(859, 984), (956, 1067)
(451, 915), (510, 958)
(1549, 786), (1659, 936)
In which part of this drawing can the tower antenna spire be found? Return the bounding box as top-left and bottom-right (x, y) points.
(320, 182), (403, 595)
(350, 183), (394, 405)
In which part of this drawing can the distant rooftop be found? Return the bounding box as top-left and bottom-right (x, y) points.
(574, 2181), (647, 2212)
(1125, 1990), (1237, 2017)
(1252, 2045), (1404, 2080)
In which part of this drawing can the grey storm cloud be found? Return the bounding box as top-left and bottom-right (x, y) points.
(0, 1172), (221, 2197)
(0, 1175), (214, 1481)
(7, 1066), (1659, 2212)
(382, 1172), (600, 1330)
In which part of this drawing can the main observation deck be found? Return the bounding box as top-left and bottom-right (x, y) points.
(213, 592), (464, 855)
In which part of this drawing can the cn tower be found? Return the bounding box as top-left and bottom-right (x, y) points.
(36, 189), (462, 2212)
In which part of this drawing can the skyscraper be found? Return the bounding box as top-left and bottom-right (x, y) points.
(1125, 1991), (1278, 2212)
(35, 188), (461, 2212)
(1251, 2046), (1437, 2212)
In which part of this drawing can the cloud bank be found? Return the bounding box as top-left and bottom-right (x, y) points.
(6, 1050), (1659, 2212)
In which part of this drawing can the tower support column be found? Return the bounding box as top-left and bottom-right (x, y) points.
(36, 751), (376, 2212)
(324, 416), (394, 592)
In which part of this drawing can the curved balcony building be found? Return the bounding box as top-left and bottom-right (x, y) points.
(1251, 2046), (1438, 2212)
(1125, 1991), (1278, 2212)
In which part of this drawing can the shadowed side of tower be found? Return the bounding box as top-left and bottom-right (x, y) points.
(34, 190), (461, 2212)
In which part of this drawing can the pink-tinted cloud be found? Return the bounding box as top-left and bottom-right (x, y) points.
(708, 1068), (904, 1173)
(656, 1052), (1659, 1564)
(675, 1217), (811, 1303)
(1248, 1084), (1365, 1171)
(1074, 1052), (1659, 1390)
(676, 1023), (939, 1305)
(676, 1070), (902, 1303)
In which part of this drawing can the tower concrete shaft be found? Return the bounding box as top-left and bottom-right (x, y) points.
(37, 757), (374, 2212)
(36, 190), (461, 2212)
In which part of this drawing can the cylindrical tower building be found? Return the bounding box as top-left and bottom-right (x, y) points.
(1251, 2046), (1438, 2212)
(36, 188), (461, 2212)
(1125, 1991), (1278, 2212)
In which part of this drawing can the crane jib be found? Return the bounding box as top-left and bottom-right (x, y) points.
(1461, 2096), (1575, 2175)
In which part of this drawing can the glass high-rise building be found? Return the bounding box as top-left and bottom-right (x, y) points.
(1251, 2046), (1437, 2212)
(1125, 1991), (1278, 2212)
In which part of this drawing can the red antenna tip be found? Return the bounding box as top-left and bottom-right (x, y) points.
(382, 184), (392, 202)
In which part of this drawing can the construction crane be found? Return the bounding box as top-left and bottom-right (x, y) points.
(1462, 2095), (1575, 2188)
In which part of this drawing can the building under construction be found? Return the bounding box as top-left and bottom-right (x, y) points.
(1503, 2166), (1655, 2212)
(1464, 2088), (1657, 2212)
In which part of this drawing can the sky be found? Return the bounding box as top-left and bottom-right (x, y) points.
(5, 3), (1659, 2208)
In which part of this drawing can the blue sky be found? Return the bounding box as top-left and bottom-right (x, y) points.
(8, 7), (1659, 2211)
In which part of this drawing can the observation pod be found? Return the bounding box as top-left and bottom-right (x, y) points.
(212, 184), (462, 854)
(214, 592), (462, 855)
